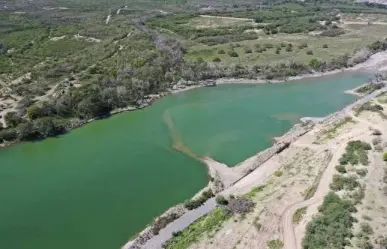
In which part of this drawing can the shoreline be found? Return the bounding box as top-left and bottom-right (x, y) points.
(2, 50), (387, 150)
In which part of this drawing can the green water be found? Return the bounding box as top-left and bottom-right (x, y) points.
(0, 72), (369, 249)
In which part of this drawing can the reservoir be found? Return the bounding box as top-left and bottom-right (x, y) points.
(0, 72), (370, 249)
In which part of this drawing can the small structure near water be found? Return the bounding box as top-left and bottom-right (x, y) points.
(204, 80), (217, 87)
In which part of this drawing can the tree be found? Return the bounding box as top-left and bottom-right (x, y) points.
(309, 58), (321, 70)
(4, 112), (23, 127)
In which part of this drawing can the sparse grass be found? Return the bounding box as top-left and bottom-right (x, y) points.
(304, 185), (318, 200)
(293, 207), (307, 224)
(165, 207), (230, 249)
(324, 117), (355, 139)
(253, 216), (262, 231)
(244, 185), (266, 198)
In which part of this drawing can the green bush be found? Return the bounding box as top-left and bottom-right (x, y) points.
(356, 168), (368, 177)
(330, 174), (359, 191)
(244, 47), (252, 53)
(228, 50), (239, 57)
(215, 195), (228, 205)
(0, 128), (18, 142)
(323, 44), (328, 48)
(274, 170), (283, 177)
(184, 190), (214, 210)
(306, 50), (313, 55)
(309, 58), (321, 70)
(213, 57), (221, 62)
(339, 141), (371, 165)
(383, 152), (387, 162)
(335, 165), (347, 173)
(298, 43), (308, 49)
(267, 239), (283, 249)
(360, 222), (374, 235)
(218, 49), (225, 54)
(303, 192), (355, 249)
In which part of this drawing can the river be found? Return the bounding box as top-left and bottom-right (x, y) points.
(0, 72), (370, 249)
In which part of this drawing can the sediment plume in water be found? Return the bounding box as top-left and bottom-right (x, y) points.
(163, 110), (200, 160)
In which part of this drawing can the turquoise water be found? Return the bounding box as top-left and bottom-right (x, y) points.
(0, 72), (369, 249)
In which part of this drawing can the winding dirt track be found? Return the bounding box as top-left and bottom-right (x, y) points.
(281, 109), (383, 249)
(281, 142), (346, 249)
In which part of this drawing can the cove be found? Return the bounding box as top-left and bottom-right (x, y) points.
(0, 72), (369, 249)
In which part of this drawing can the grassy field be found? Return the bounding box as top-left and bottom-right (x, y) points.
(184, 21), (387, 66)
(188, 15), (255, 28)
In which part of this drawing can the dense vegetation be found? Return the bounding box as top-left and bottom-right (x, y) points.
(302, 192), (356, 249)
(339, 140), (371, 166)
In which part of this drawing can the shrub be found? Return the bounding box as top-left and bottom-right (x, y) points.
(360, 222), (374, 235)
(372, 137), (382, 145)
(380, 236), (387, 248)
(264, 43), (274, 49)
(215, 195), (228, 205)
(227, 197), (255, 214)
(335, 165), (347, 173)
(375, 144), (383, 152)
(330, 174), (359, 191)
(213, 57), (221, 62)
(228, 50), (239, 57)
(218, 49), (225, 54)
(293, 207), (307, 224)
(323, 44), (328, 48)
(372, 129), (382, 135)
(303, 193), (355, 249)
(275, 48), (280, 54)
(339, 141), (371, 165)
(309, 58), (321, 70)
(244, 47), (252, 53)
(306, 50), (313, 55)
(383, 152), (387, 162)
(4, 112), (23, 127)
(274, 170), (283, 177)
(356, 168), (368, 177)
(267, 240), (284, 249)
(298, 43), (308, 49)
(0, 128), (18, 142)
(152, 213), (179, 235)
(184, 189), (214, 210)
